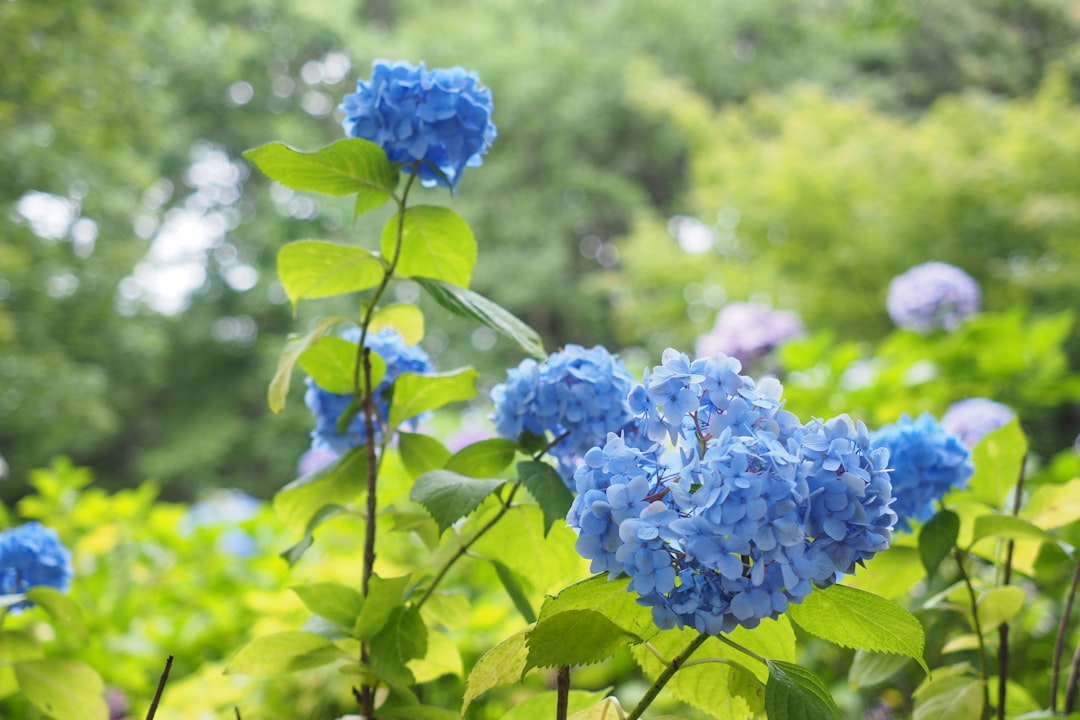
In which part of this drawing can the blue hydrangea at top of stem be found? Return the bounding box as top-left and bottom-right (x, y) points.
(490, 344), (637, 485)
(871, 412), (973, 532)
(886, 261), (981, 334)
(942, 398), (1016, 450)
(305, 328), (434, 454)
(340, 59), (497, 190)
(567, 349), (897, 635)
(0, 521), (74, 612)
(696, 302), (805, 368)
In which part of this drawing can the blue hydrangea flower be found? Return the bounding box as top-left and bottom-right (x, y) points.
(0, 521), (74, 612)
(696, 302), (805, 367)
(942, 398), (1015, 449)
(872, 412), (973, 532)
(886, 261), (981, 334)
(567, 349), (896, 634)
(305, 328), (435, 454)
(341, 59), (497, 190)
(491, 345), (637, 486)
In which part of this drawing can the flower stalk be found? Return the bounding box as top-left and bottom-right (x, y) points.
(625, 633), (709, 720)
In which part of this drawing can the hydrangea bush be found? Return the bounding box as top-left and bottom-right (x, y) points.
(695, 301), (805, 367)
(221, 56), (1078, 720)
(0, 521), (73, 611)
(942, 397), (1016, 449)
(886, 261), (981, 333)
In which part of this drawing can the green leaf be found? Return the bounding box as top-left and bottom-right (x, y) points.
(14, 658), (108, 720)
(370, 303), (425, 345)
(274, 447), (367, 531)
(914, 675), (984, 720)
(291, 582), (365, 630)
(967, 418), (1028, 508)
(765, 660), (839, 720)
(268, 316), (350, 413)
(24, 587), (87, 640)
(377, 708), (461, 720)
(0, 631), (43, 699)
(919, 510), (960, 579)
(491, 560), (536, 624)
(398, 432), (452, 479)
(445, 438), (518, 478)
(408, 627), (464, 684)
(369, 606), (428, 687)
(848, 650), (910, 688)
(278, 240), (385, 304)
(463, 625), (533, 712)
(384, 205), (477, 288)
(503, 691), (618, 720)
(353, 574), (412, 642)
(845, 545), (925, 599)
(976, 585), (1026, 633)
(245, 139), (398, 213)
(968, 515), (1057, 549)
(416, 278), (546, 359)
(787, 584), (928, 674)
(539, 574), (658, 643)
(517, 460), (574, 536)
(298, 335), (372, 395)
(410, 469), (507, 535)
(226, 631), (350, 675)
(279, 504), (347, 567)
(526, 609), (639, 670)
(567, 697), (628, 720)
(388, 368), (477, 430)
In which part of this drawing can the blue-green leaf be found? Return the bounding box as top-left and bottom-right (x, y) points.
(919, 509), (959, 579)
(268, 316), (351, 413)
(398, 432), (452, 480)
(388, 368), (477, 429)
(416, 278), (546, 359)
(274, 447), (366, 531)
(369, 606), (427, 687)
(445, 438), (518, 478)
(517, 460), (574, 536)
(765, 660), (839, 720)
(410, 469), (507, 535)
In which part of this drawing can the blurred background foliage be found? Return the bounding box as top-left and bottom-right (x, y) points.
(3, 0), (1080, 500)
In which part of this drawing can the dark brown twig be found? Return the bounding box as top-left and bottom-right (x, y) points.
(556, 666), (571, 720)
(144, 655), (174, 720)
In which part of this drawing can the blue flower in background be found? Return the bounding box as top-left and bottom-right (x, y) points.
(696, 302), (805, 368)
(491, 345), (637, 485)
(341, 59), (497, 190)
(0, 521), (74, 612)
(306, 328), (435, 454)
(942, 398), (1015, 449)
(872, 412), (974, 531)
(886, 261), (981, 334)
(567, 349), (897, 634)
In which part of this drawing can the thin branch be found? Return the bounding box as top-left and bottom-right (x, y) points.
(145, 655), (174, 720)
(955, 549), (991, 718)
(556, 666), (571, 720)
(1051, 557), (1080, 711)
(625, 633), (709, 720)
(714, 633), (769, 667)
(997, 456), (1026, 720)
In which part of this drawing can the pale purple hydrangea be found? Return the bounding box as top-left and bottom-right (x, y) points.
(567, 350), (896, 634)
(942, 398), (1015, 449)
(341, 60), (497, 190)
(886, 262), (981, 334)
(490, 345), (637, 485)
(305, 328), (435, 454)
(0, 522), (74, 612)
(696, 302), (805, 367)
(872, 413), (974, 532)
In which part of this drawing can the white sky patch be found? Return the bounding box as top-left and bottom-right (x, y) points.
(16, 191), (77, 239)
(668, 215), (715, 255)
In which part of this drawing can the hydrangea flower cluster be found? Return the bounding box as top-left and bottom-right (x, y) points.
(0, 521), (74, 612)
(567, 350), (896, 635)
(491, 345), (637, 485)
(305, 328), (435, 454)
(871, 413), (974, 532)
(340, 59), (497, 190)
(942, 398), (1015, 449)
(886, 261), (981, 334)
(696, 302), (805, 367)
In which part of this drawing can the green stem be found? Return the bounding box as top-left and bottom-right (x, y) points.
(955, 548), (991, 718)
(625, 633), (709, 720)
(997, 456), (1026, 720)
(356, 162), (419, 719)
(714, 634), (769, 667)
(413, 483), (522, 611)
